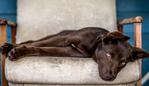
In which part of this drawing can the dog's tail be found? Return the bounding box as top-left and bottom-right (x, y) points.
(1, 43), (14, 56)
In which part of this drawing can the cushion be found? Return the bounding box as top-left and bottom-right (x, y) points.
(8, 82), (136, 86)
(5, 57), (140, 84)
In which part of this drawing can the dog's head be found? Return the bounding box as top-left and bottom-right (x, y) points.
(94, 32), (149, 81)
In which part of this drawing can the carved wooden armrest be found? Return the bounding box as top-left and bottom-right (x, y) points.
(118, 16), (143, 25)
(0, 18), (17, 45)
(0, 18), (7, 46)
(0, 18), (17, 26)
(117, 16), (143, 47)
(0, 18), (7, 25)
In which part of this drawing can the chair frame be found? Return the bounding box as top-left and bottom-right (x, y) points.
(0, 18), (17, 86)
(0, 16), (143, 86)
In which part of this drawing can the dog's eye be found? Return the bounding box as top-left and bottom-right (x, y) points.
(122, 62), (126, 65)
(121, 61), (126, 66)
(106, 53), (111, 57)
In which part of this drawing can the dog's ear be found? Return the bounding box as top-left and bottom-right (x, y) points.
(107, 31), (130, 41)
(103, 32), (130, 44)
(130, 47), (149, 61)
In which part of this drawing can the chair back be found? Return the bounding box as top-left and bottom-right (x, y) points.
(16, 0), (116, 43)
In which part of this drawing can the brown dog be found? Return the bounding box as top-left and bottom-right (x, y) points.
(2, 27), (149, 81)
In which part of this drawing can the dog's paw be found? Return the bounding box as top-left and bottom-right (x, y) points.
(8, 48), (18, 61)
(8, 46), (27, 61)
(1, 43), (13, 55)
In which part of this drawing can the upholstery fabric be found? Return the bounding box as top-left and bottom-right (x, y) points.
(8, 82), (136, 86)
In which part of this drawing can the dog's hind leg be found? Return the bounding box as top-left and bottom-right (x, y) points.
(8, 46), (88, 61)
(15, 30), (76, 47)
(15, 35), (70, 47)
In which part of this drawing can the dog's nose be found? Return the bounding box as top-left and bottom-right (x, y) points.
(101, 73), (116, 81)
(103, 75), (115, 81)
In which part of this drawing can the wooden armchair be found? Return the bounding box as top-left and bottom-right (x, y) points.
(0, 16), (144, 86)
(0, 0), (144, 86)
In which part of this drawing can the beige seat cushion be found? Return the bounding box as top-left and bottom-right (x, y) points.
(5, 57), (140, 84)
(8, 82), (136, 86)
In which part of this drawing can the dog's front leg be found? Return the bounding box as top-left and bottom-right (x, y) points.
(8, 46), (86, 61)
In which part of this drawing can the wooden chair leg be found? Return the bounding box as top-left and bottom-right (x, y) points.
(11, 26), (17, 44)
(0, 25), (7, 46)
(0, 24), (8, 86)
(134, 23), (142, 48)
(134, 23), (142, 86)
(1, 54), (8, 86)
